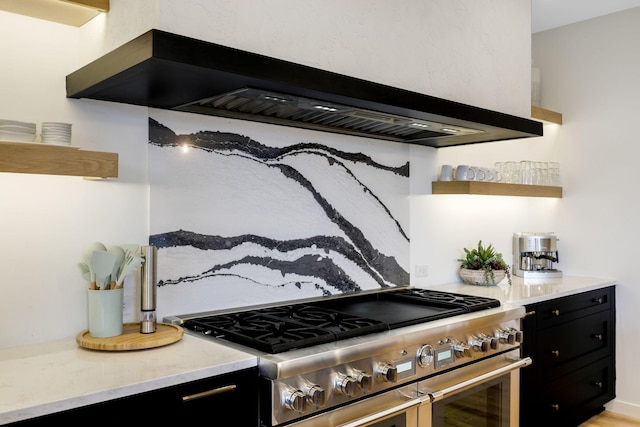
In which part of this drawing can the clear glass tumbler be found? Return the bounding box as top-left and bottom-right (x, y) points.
(520, 160), (532, 185)
(549, 162), (560, 186)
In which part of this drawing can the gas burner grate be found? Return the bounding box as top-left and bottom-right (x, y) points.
(181, 289), (500, 353)
(260, 305), (389, 340)
(384, 289), (501, 312)
(184, 305), (388, 353)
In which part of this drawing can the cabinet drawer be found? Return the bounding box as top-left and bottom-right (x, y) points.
(537, 287), (612, 328)
(536, 310), (611, 370)
(534, 357), (614, 425)
(8, 368), (259, 426)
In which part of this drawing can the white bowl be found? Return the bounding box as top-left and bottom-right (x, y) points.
(0, 125), (36, 133)
(42, 122), (72, 129)
(0, 119), (36, 129)
(42, 134), (71, 140)
(42, 141), (71, 146)
(42, 130), (72, 136)
(0, 130), (37, 142)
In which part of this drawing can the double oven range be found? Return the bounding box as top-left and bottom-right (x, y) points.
(166, 287), (530, 427)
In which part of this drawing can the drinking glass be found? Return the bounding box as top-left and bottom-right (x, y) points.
(510, 161), (521, 184)
(520, 160), (532, 185)
(549, 162), (561, 186)
(533, 161), (548, 185)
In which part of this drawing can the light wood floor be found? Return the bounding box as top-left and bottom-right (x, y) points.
(579, 411), (640, 427)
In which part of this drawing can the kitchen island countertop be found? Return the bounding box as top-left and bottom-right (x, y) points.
(0, 331), (257, 425)
(422, 275), (616, 305)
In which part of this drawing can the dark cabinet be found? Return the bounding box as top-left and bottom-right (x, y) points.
(520, 286), (616, 426)
(8, 367), (259, 426)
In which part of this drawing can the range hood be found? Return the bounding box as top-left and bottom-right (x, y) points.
(66, 29), (542, 148)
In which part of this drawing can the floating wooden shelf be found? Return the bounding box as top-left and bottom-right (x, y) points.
(0, 140), (118, 178)
(531, 105), (563, 125)
(432, 181), (562, 198)
(0, 0), (109, 27)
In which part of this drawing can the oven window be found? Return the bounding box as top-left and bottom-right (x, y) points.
(432, 374), (510, 427)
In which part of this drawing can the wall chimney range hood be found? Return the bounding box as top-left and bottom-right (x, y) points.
(66, 30), (542, 148)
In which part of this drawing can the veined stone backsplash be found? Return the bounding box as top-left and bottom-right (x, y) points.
(148, 109), (410, 317)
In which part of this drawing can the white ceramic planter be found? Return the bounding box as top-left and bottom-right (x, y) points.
(459, 268), (506, 286)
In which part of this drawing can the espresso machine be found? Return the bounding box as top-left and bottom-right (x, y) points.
(513, 232), (561, 278)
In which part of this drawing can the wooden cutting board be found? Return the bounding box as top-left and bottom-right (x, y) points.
(76, 322), (183, 351)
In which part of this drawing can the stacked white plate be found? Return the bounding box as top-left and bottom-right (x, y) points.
(41, 122), (72, 145)
(0, 119), (37, 142)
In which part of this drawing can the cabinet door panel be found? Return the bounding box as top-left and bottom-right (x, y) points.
(7, 368), (259, 426)
(519, 286), (616, 427)
(537, 288), (611, 328)
(536, 310), (611, 369)
(533, 358), (613, 425)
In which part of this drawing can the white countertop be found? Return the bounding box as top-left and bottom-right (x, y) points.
(0, 332), (257, 425)
(422, 275), (616, 305)
(0, 275), (615, 425)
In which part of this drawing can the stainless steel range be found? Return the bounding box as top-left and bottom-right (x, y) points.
(165, 287), (530, 427)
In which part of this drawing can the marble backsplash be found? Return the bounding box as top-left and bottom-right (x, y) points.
(148, 109), (410, 316)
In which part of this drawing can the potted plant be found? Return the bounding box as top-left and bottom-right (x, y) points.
(458, 240), (511, 286)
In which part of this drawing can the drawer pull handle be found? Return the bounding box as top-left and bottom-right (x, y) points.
(551, 350), (560, 357)
(551, 404), (560, 411)
(593, 381), (603, 388)
(593, 334), (603, 341)
(551, 309), (560, 316)
(182, 384), (237, 402)
(593, 297), (604, 304)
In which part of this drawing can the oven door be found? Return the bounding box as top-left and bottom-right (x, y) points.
(285, 351), (530, 427)
(418, 350), (531, 427)
(287, 383), (422, 427)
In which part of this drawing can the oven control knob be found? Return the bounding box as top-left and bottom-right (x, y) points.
(335, 374), (358, 397)
(352, 370), (373, 392)
(451, 341), (471, 358)
(480, 333), (498, 350)
(306, 385), (326, 408)
(495, 328), (516, 345)
(514, 329), (524, 343)
(284, 389), (307, 412)
(469, 335), (490, 353)
(417, 344), (434, 367)
(378, 363), (398, 383)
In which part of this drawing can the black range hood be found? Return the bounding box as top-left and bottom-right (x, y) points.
(66, 29), (542, 148)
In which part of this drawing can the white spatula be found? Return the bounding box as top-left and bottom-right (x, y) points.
(107, 246), (125, 289)
(92, 250), (117, 290)
(83, 242), (106, 290)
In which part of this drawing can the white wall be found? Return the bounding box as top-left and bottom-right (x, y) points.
(410, 130), (562, 287)
(155, 0), (532, 117)
(532, 7), (640, 417)
(0, 12), (149, 347)
(0, 0), (533, 349)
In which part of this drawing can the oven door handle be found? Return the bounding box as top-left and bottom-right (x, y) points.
(428, 357), (532, 403)
(337, 398), (422, 427)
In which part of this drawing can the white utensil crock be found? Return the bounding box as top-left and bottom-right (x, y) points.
(87, 288), (123, 337)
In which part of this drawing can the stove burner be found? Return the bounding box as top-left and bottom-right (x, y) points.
(182, 288), (501, 354)
(185, 305), (388, 353)
(260, 305), (388, 339)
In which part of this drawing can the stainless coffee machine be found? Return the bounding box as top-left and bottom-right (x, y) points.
(513, 232), (561, 278)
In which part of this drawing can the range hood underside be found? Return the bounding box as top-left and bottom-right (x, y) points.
(66, 30), (542, 148)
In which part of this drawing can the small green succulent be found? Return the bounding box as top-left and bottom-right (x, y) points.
(458, 240), (511, 285)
